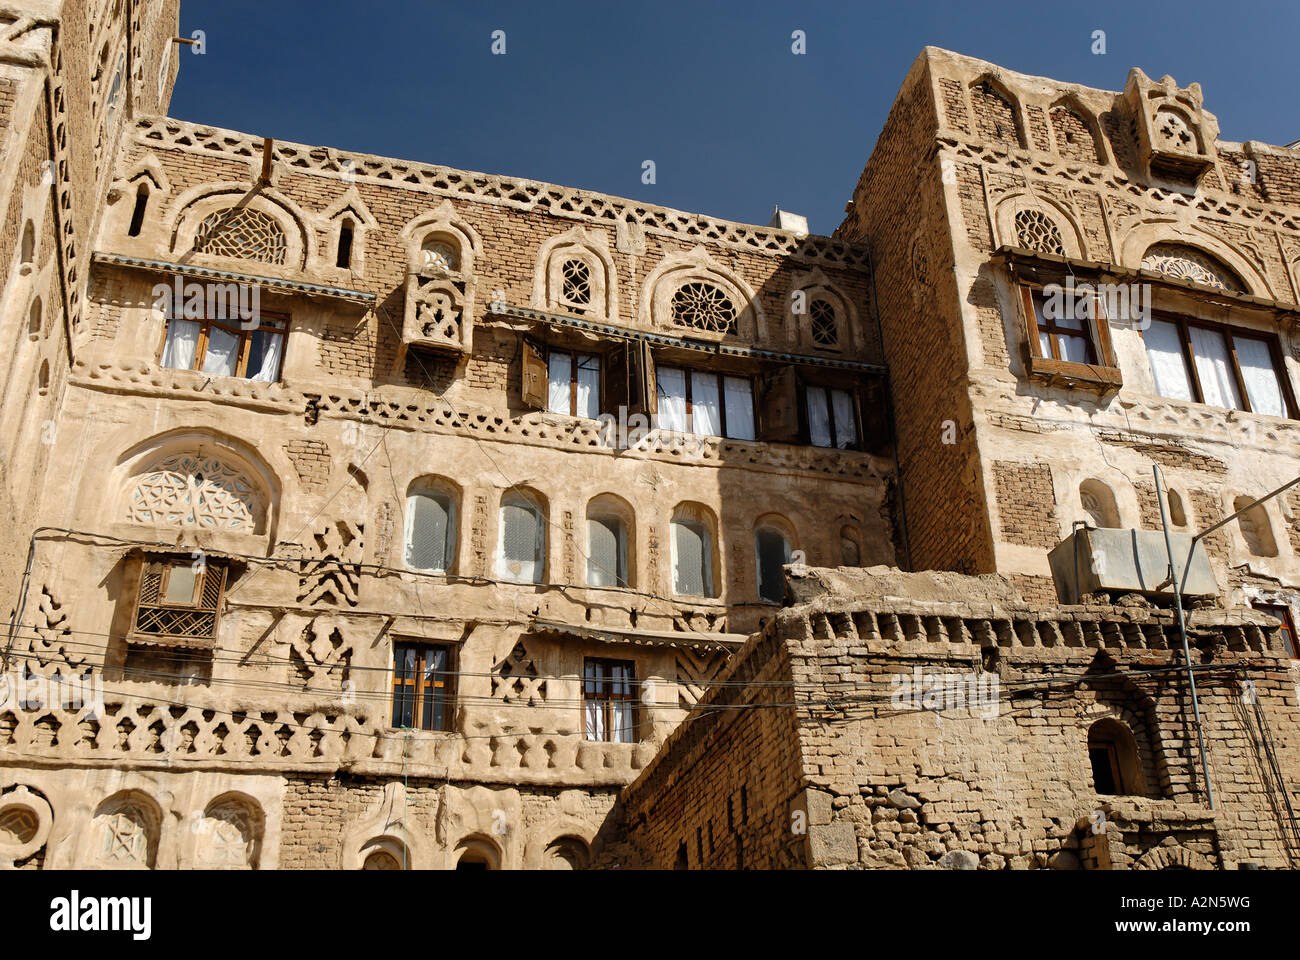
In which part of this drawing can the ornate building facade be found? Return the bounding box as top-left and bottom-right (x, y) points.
(1, 8), (1299, 870)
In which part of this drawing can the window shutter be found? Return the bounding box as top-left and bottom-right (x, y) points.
(673, 520), (707, 597)
(603, 341), (655, 419)
(521, 337), (548, 409)
(407, 493), (450, 571)
(757, 366), (799, 443)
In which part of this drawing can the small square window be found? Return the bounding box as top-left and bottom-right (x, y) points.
(391, 642), (454, 731)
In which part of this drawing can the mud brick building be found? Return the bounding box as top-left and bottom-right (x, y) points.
(2, 6), (1300, 869)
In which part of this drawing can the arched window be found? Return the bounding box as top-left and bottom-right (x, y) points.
(671, 503), (716, 598)
(499, 490), (545, 583)
(1235, 496), (1278, 557)
(544, 836), (590, 870)
(420, 233), (461, 272)
(406, 480), (458, 573)
(197, 794), (263, 869)
(1014, 209), (1065, 256)
(1140, 243), (1242, 292)
(20, 220), (34, 269)
(455, 835), (500, 870)
(1079, 479), (1120, 528)
(1087, 718), (1144, 796)
(1166, 489), (1187, 527)
(363, 850), (403, 869)
(37, 360), (49, 396)
(754, 525), (792, 603)
(671, 282), (737, 335)
(336, 218), (355, 269)
(840, 525), (862, 566)
(193, 207), (287, 265)
(809, 298), (838, 348)
(586, 495), (632, 588)
(126, 452), (264, 532)
(128, 183), (149, 237)
(28, 298), (41, 339)
(93, 793), (160, 868)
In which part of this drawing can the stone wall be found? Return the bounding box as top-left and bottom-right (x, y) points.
(614, 568), (1300, 869)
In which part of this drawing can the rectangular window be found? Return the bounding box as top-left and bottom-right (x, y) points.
(655, 366), (755, 440)
(159, 310), (287, 383)
(546, 349), (600, 419)
(583, 658), (636, 743)
(1141, 315), (1295, 418)
(391, 642), (453, 731)
(132, 557), (226, 643)
(1254, 603), (1298, 658)
(804, 385), (859, 449)
(1021, 286), (1099, 365)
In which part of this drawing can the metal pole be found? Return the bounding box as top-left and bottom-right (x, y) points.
(1153, 464), (1215, 809)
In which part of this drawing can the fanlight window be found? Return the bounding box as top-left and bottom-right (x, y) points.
(1014, 209), (1065, 256)
(193, 208), (287, 265)
(809, 299), (838, 347)
(420, 238), (460, 272)
(126, 454), (259, 531)
(671, 282), (737, 335)
(1140, 244), (1240, 292)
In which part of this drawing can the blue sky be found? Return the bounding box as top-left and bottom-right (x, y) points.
(173, 1), (1300, 236)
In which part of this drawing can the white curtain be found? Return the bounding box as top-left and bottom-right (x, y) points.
(1144, 319), (1194, 402)
(201, 326), (240, 377)
(806, 386), (832, 447)
(1235, 337), (1286, 417)
(584, 700), (604, 741)
(575, 353), (599, 419)
(1188, 326), (1243, 410)
(547, 351), (571, 414)
(723, 376), (755, 440)
(160, 318), (200, 371)
(1057, 333), (1093, 364)
(690, 371), (721, 436)
(249, 331), (283, 383)
(831, 389), (857, 448)
(657, 367), (687, 432)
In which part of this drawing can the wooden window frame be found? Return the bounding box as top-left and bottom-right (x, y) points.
(1139, 311), (1299, 419)
(130, 556), (227, 645)
(390, 641), (454, 732)
(798, 379), (862, 451)
(546, 346), (603, 419)
(156, 309), (289, 382)
(1018, 282), (1104, 365)
(656, 365), (757, 440)
(1253, 603), (1299, 658)
(1089, 742), (1125, 795)
(582, 657), (637, 743)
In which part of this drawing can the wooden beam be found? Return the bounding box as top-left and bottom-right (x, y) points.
(259, 137), (274, 184)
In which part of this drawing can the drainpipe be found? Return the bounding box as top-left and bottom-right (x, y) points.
(1153, 463), (1215, 810)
